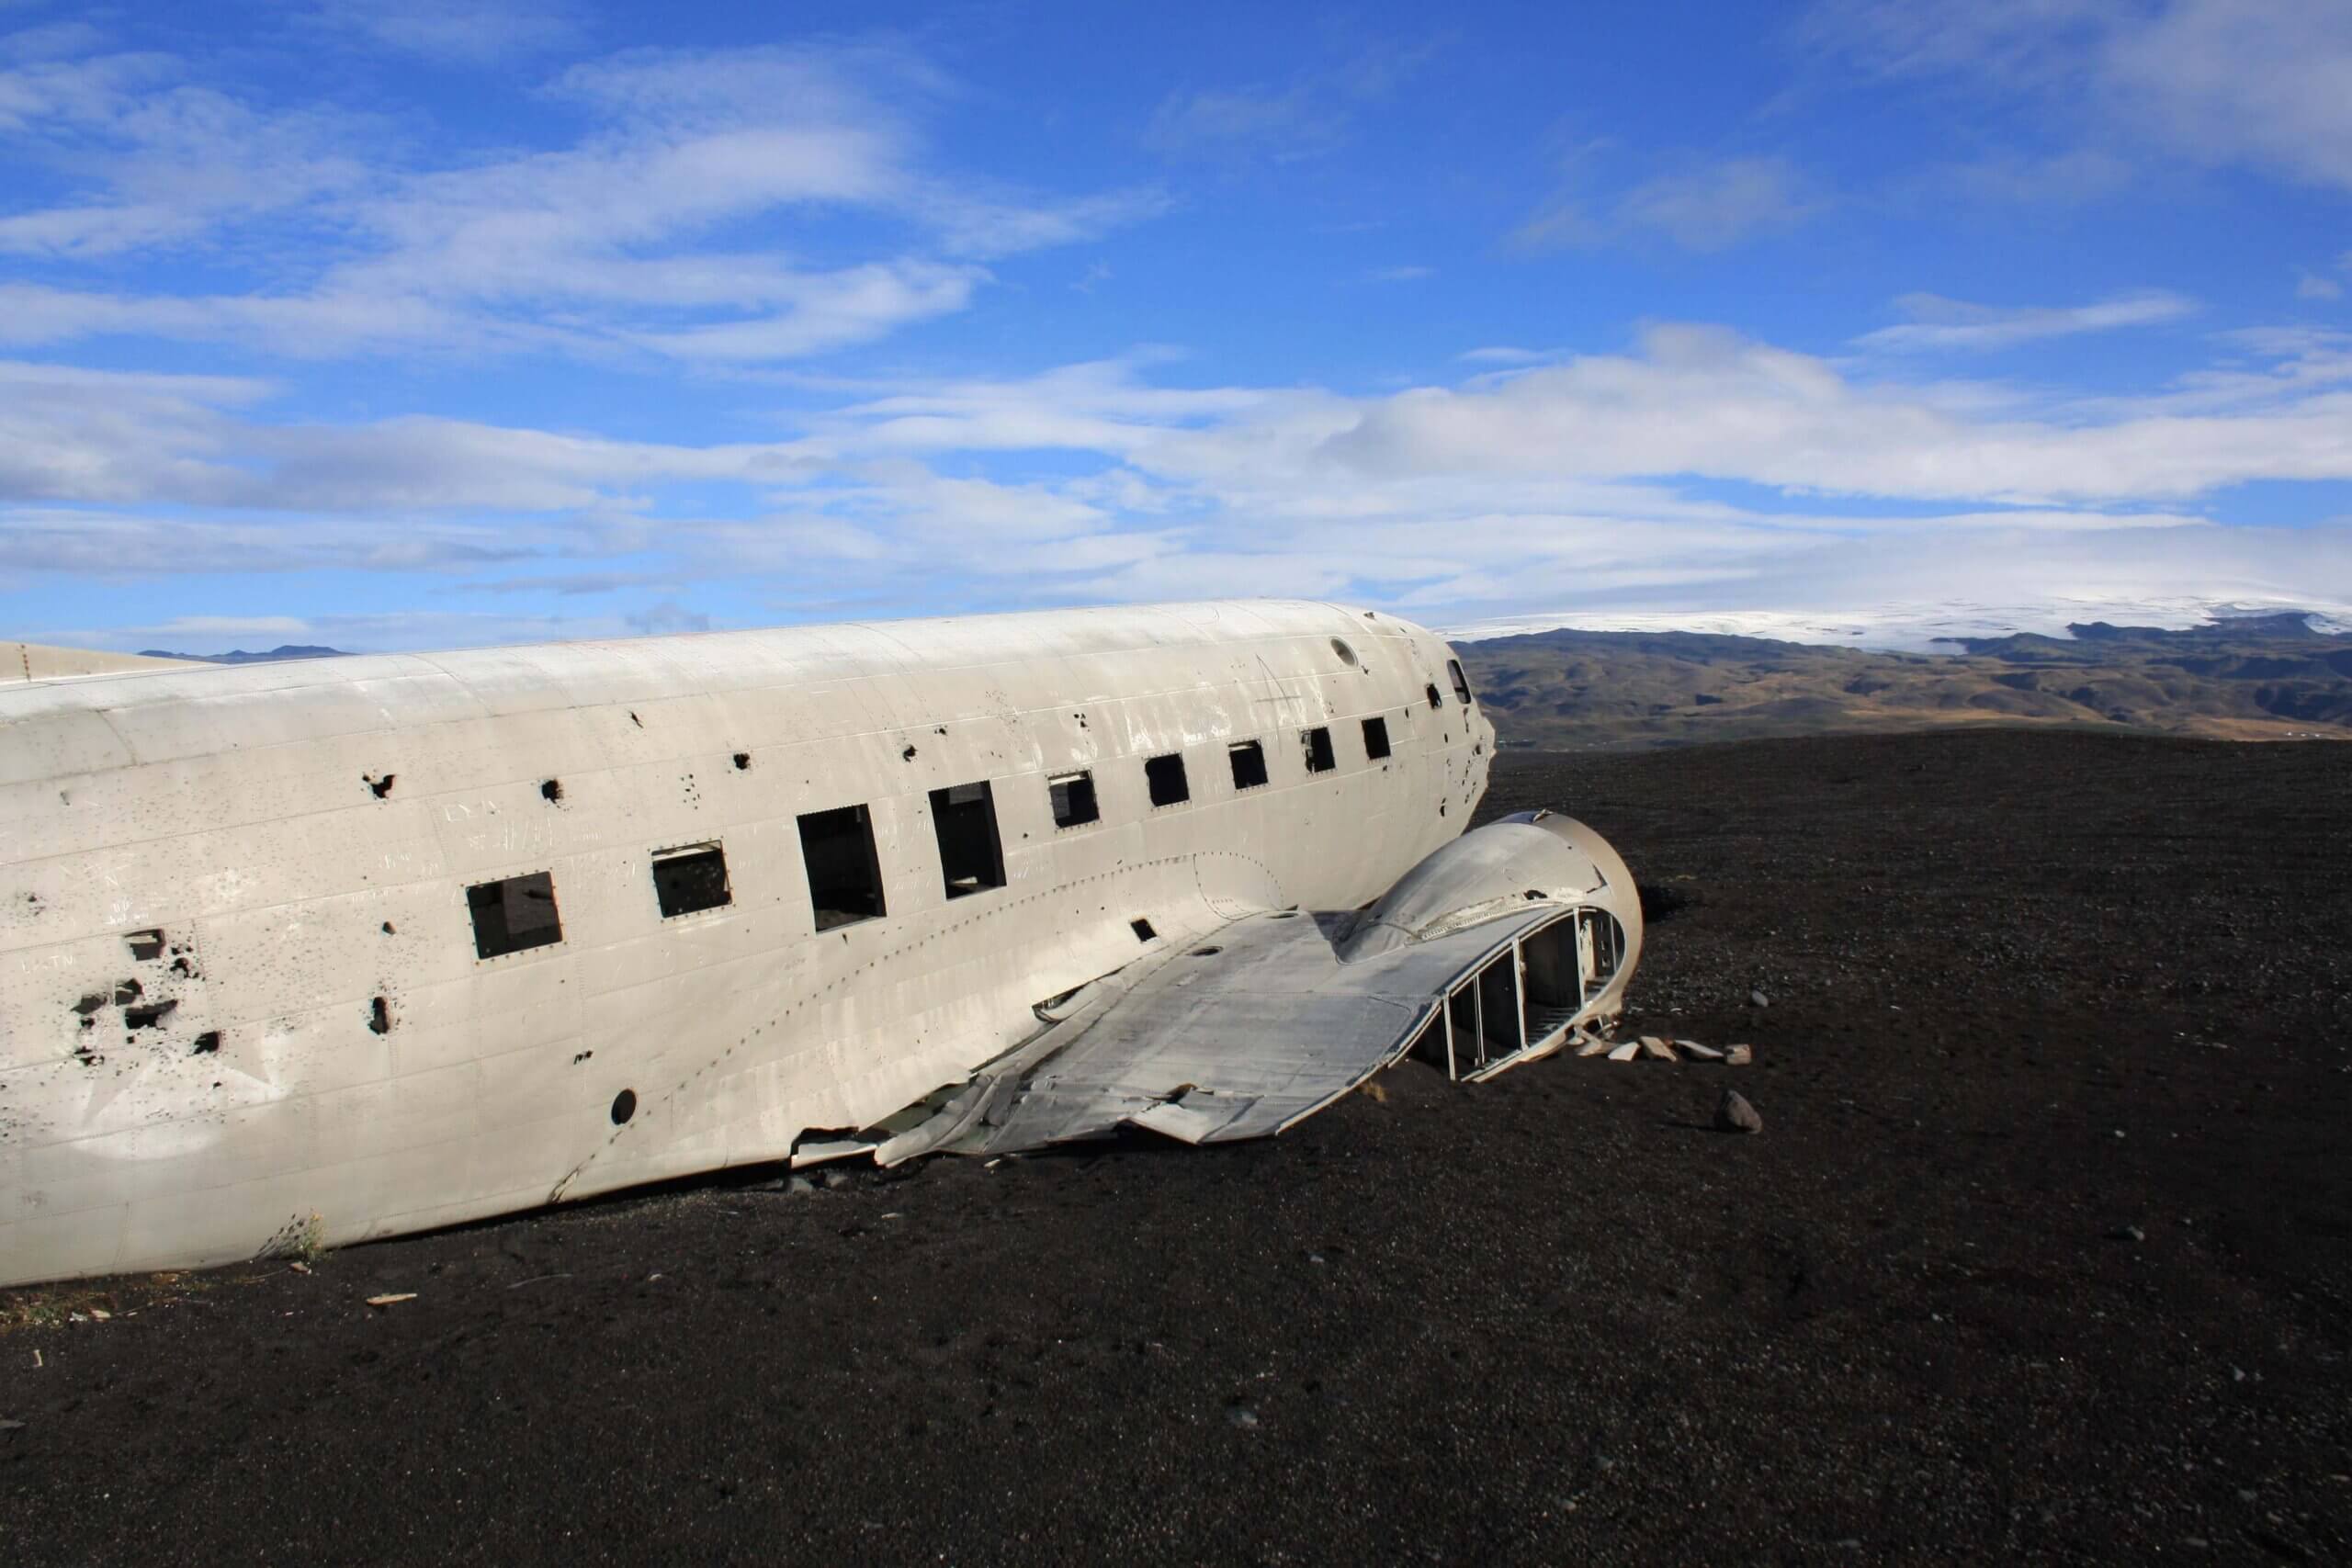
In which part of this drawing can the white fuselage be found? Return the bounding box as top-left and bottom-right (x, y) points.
(0, 600), (1493, 1285)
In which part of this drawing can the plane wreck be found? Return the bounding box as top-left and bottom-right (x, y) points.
(0, 600), (1639, 1287)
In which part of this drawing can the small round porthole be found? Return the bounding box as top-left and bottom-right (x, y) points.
(610, 1089), (637, 1125)
(1330, 637), (1358, 667)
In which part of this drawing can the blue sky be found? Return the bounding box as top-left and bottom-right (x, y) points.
(3, 0), (2349, 651)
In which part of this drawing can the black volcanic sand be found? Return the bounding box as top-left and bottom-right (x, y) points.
(6, 730), (2349, 1563)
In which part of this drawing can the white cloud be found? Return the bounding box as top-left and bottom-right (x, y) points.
(1364, 265), (1434, 283)
(8, 324), (2352, 637)
(1857, 289), (2197, 352)
(0, 50), (367, 257)
(2297, 268), (2344, 301)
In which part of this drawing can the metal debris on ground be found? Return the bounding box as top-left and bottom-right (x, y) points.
(1584, 1033), (1752, 1066)
(364, 1293), (417, 1308)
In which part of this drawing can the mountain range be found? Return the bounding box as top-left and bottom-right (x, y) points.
(1455, 613), (2352, 750)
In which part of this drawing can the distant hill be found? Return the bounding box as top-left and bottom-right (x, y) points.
(133, 645), (349, 665)
(1456, 615), (2352, 750)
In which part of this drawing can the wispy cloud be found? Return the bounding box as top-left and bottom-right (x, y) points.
(1513, 155), (1825, 254)
(1857, 289), (2198, 352)
(307, 0), (582, 65)
(1806, 0), (2352, 194)
(1144, 40), (1438, 164)
(1363, 265), (1434, 283)
(0, 38), (1160, 363)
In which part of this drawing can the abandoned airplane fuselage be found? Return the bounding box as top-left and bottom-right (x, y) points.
(0, 600), (1640, 1286)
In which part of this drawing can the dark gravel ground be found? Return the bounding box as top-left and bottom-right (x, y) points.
(6, 729), (2349, 1564)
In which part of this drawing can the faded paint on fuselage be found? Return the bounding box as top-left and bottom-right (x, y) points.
(1, 601), (1492, 1285)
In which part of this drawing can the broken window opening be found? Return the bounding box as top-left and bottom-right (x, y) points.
(1521, 919), (1588, 1046)
(1426, 682), (1443, 710)
(652, 842), (733, 919)
(1131, 918), (1157, 942)
(1303, 727), (1336, 774)
(125, 929), (164, 962)
(797, 804), (886, 931)
(540, 778), (563, 804)
(929, 781), (1005, 899)
(1048, 770), (1100, 829)
(1577, 909), (1624, 1000)
(1227, 739), (1269, 791)
(1145, 751), (1190, 807)
(1476, 951), (1524, 1063)
(1408, 1009), (1448, 1072)
(466, 871), (564, 960)
(1448, 659), (1475, 706)
(732, 751), (752, 771)
(366, 773), (396, 799)
(124, 998), (179, 1030)
(1362, 716), (1392, 761)
(368, 996), (390, 1034)
(1446, 984), (1479, 1077)
(192, 1031), (220, 1055)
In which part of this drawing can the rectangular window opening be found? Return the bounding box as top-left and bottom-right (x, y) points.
(1227, 739), (1269, 791)
(1449, 658), (1475, 706)
(797, 804), (887, 931)
(929, 781), (1005, 899)
(1303, 726), (1336, 774)
(1145, 751), (1190, 807)
(1048, 770), (1099, 829)
(467, 871), (564, 960)
(1425, 682), (1443, 711)
(652, 841), (732, 919)
(1362, 716), (1392, 761)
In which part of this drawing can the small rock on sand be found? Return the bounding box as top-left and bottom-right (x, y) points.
(1724, 1043), (1753, 1066)
(1678, 1040), (1724, 1061)
(1715, 1089), (1763, 1134)
(1749, 989), (1770, 1009)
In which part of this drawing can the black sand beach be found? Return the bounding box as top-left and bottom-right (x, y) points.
(6, 730), (2348, 1563)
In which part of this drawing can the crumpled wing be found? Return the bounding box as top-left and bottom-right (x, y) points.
(865, 809), (1644, 1165)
